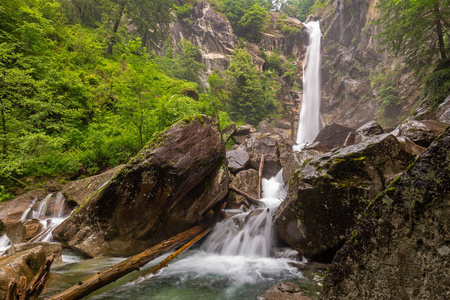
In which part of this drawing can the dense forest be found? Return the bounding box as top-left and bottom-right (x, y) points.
(0, 0), (449, 202)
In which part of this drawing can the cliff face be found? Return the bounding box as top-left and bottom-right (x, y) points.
(318, 0), (422, 128)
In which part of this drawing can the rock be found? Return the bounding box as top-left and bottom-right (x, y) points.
(395, 118), (448, 147)
(6, 242), (62, 263)
(242, 133), (282, 176)
(321, 127), (450, 300)
(226, 147), (250, 173)
(235, 124), (254, 136)
(23, 219), (43, 240)
(6, 221), (26, 244)
(0, 190), (47, 228)
(0, 245), (47, 299)
(354, 120), (384, 143)
(436, 95), (450, 123)
(282, 148), (329, 185)
(61, 165), (123, 206)
(229, 169), (259, 208)
(262, 281), (312, 300)
(53, 116), (229, 257)
(343, 131), (356, 147)
(258, 121), (292, 145)
(396, 136), (426, 157)
(274, 134), (416, 261)
(221, 122), (236, 141)
(314, 123), (355, 150)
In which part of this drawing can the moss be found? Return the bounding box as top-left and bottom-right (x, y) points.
(353, 156), (366, 161)
(385, 186), (396, 196)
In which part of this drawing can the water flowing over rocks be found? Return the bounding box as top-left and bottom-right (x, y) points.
(53, 116), (229, 257)
(273, 134), (416, 261)
(321, 127), (450, 299)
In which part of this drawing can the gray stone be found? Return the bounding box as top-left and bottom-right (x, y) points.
(226, 147), (250, 173)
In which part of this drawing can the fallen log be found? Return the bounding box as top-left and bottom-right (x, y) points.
(142, 226), (212, 277)
(6, 254), (55, 300)
(229, 185), (260, 206)
(258, 154), (266, 199)
(49, 225), (210, 300)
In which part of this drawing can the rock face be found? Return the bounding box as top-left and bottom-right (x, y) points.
(53, 116), (229, 257)
(321, 127), (450, 299)
(273, 134), (416, 261)
(319, 0), (422, 128)
(262, 281), (312, 300)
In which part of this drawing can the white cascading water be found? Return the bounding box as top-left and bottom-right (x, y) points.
(295, 21), (322, 150)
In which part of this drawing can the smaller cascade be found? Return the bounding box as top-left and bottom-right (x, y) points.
(295, 21), (322, 151)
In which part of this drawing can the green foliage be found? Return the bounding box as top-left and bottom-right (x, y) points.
(424, 60), (450, 109)
(262, 49), (283, 75)
(218, 0), (272, 40)
(371, 69), (401, 117)
(225, 48), (280, 125)
(377, 0), (450, 71)
(282, 0), (314, 21)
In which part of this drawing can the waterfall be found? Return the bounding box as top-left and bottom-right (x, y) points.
(295, 21), (322, 150)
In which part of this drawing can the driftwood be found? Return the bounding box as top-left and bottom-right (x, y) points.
(142, 226), (212, 276)
(49, 225), (210, 300)
(258, 154), (266, 199)
(27, 227), (52, 243)
(228, 185), (260, 206)
(6, 254), (55, 300)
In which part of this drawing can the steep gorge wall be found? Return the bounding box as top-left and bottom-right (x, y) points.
(317, 0), (422, 128)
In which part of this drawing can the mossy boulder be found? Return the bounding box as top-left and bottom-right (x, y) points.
(53, 116), (229, 257)
(273, 134), (416, 261)
(321, 127), (450, 299)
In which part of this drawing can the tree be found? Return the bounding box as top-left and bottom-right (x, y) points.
(225, 48), (279, 125)
(282, 0), (314, 21)
(377, 0), (450, 69)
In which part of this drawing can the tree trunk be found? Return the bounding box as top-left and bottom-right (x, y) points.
(107, 1), (126, 56)
(434, 3), (447, 60)
(229, 185), (260, 206)
(258, 154), (266, 199)
(49, 225), (209, 300)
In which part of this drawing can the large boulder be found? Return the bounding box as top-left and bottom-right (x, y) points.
(0, 190), (47, 228)
(395, 118), (448, 147)
(273, 134), (416, 261)
(314, 123), (355, 150)
(321, 127), (450, 299)
(262, 281), (312, 300)
(53, 116), (229, 257)
(228, 169), (259, 208)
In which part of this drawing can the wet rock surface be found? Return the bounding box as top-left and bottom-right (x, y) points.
(395, 118), (448, 147)
(314, 123), (355, 150)
(262, 281), (312, 300)
(53, 116), (229, 257)
(321, 127), (450, 300)
(273, 134), (416, 260)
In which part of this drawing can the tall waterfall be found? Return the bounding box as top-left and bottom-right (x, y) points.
(296, 21), (322, 149)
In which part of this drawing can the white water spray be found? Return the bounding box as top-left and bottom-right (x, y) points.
(295, 21), (322, 150)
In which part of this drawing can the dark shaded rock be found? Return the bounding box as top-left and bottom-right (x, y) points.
(314, 123), (355, 150)
(262, 281), (312, 300)
(321, 127), (450, 300)
(228, 169), (258, 208)
(355, 120), (383, 143)
(61, 165), (123, 206)
(343, 131), (356, 147)
(274, 134), (416, 260)
(396, 136), (426, 158)
(0, 245), (47, 299)
(243, 134), (282, 176)
(396, 118), (448, 147)
(226, 147), (250, 173)
(53, 116), (229, 257)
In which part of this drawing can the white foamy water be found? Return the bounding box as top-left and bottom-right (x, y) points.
(295, 21), (322, 151)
